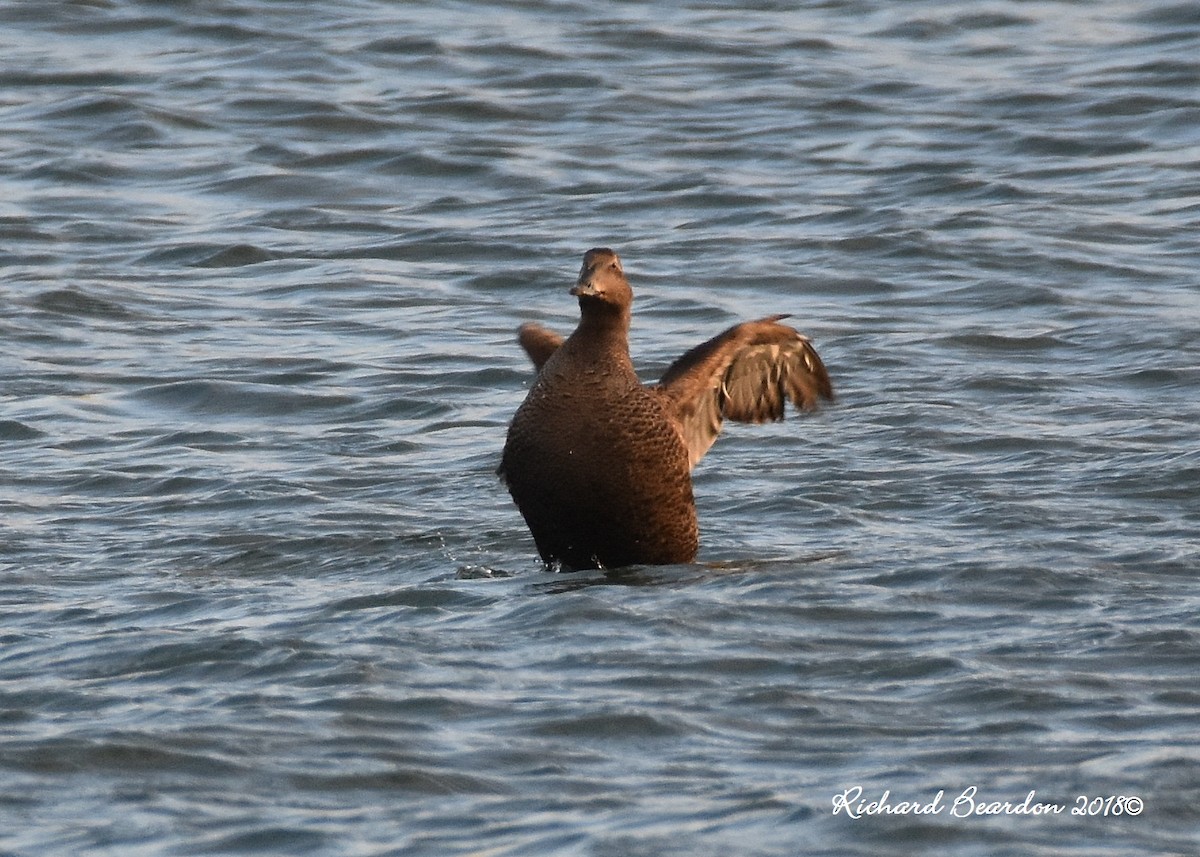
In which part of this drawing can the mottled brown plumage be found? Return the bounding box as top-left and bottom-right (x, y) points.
(499, 248), (833, 570)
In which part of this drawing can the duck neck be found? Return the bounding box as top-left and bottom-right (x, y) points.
(570, 302), (634, 370)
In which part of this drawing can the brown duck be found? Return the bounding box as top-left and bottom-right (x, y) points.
(499, 248), (833, 570)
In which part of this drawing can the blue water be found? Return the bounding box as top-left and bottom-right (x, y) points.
(2, 2), (1198, 855)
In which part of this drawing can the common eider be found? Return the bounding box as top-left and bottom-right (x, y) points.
(499, 248), (833, 570)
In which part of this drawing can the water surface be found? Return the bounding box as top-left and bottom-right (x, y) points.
(2, 2), (1198, 855)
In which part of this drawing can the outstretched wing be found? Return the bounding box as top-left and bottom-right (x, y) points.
(654, 315), (833, 469)
(517, 322), (564, 372)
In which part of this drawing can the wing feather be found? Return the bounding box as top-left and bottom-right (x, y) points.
(654, 316), (833, 468)
(517, 322), (564, 372)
